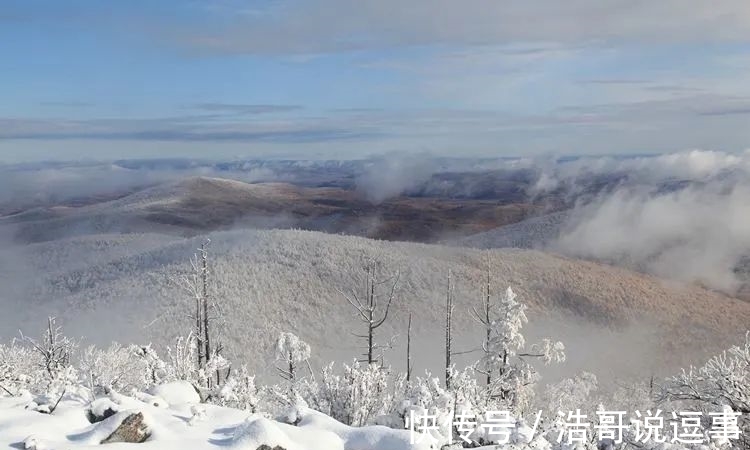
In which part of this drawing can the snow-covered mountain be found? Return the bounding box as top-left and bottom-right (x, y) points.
(2, 227), (747, 386)
(1, 176), (538, 244)
(449, 211), (570, 250)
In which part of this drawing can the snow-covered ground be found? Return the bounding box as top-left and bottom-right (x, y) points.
(0, 386), (433, 450)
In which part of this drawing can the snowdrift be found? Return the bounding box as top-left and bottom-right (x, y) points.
(0, 388), (431, 450)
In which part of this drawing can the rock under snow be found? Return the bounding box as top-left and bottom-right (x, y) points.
(85, 397), (120, 423)
(100, 412), (150, 444)
(231, 416), (344, 450)
(296, 408), (437, 450)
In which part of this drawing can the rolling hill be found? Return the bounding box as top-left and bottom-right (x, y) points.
(1, 227), (747, 387)
(1, 176), (538, 244)
(451, 210), (569, 249)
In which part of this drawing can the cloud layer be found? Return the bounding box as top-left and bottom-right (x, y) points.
(538, 150), (750, 294)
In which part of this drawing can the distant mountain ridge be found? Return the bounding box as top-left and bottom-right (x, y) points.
(1, 176), (538, 243)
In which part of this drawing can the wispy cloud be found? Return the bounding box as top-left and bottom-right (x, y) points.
(189, 103), (303, 115)
(0, 117), (380, 143)
(3, 91), (750, 151)
(576, 79), (650, 86)
(38, 101), (94, 108)
(697, 106), (750, 116)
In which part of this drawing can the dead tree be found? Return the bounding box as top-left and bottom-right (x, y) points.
(406, 313), (413, 382)
(339, 259), (400, 365)
(445, 270), (455, 389)
(180, 239), (226, 388)
(471, 252), (494, 387)
(200, 241), (211, 374)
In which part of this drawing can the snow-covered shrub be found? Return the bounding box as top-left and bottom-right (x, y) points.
(129, 335), (216, 391)
(164, 335), (199, 383)
(398, 366), (523, 446)
(13, 318), (80, 413)
(78, 343), (151, 396)
(130, 344), (169, 387)
(0, 340), (39, 396)
(215, 365), (261, 412)
(303, 360), (401, 427)
(199, 351), (231, 390)
(26, 365), (79, 413)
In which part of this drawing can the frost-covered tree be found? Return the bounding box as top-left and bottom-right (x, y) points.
(20, 317), (74, 381)
(339, 259), (400, 364)
(659, 331), (749, 449)
(542, 371), (599, 415)
(659, 331), (749, 414)
(274, 332), (312, 384)
(179, 240), (228, 388)
(473, 286), (565, 410)
(444, 270), (455, 389)
(537, 372), (600, 448)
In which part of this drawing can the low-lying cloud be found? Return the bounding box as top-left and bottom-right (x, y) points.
(528, 149), (747, 196)
(555, 184), (750, 293)
(536, 149), (750, 295)
(355, 153), (441, 203)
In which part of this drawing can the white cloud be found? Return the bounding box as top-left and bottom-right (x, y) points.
(555, 184), (750, 293)
(355, 152), (440, 203)
(539, 149), (750, 294)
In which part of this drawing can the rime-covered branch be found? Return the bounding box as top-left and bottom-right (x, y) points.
(340, 259), (400, 364)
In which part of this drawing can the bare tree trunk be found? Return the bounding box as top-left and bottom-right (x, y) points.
(368, 266), (375, 364)
(46, 317), (55, 377)
(339, 259), (400, 366)
(445, 270), (454, 389)
(201, 243), (211, 362)
(198, 242), (213, 388)
(288, 350), (295, 382)
(196, 294), (203, 370)
(406, 313), (412, 382)
(485, 254), (492, 387)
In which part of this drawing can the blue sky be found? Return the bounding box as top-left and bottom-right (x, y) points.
(2, 0), (750, 162)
